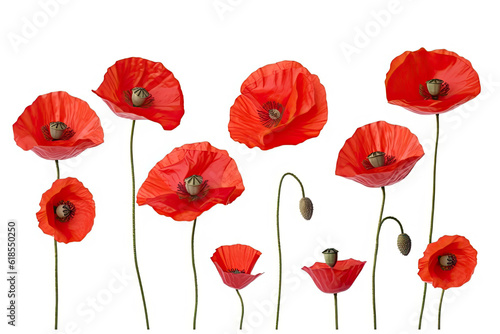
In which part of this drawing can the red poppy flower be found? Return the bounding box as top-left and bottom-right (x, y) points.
(335, 121), (424, 188)
(228, 60), (328, 150)
(302, 259), (366, 294)
(13, 91), (104, 160)
(137, 142), (244, 221)
(93, 57), (184, 130)
(385, 48), (480, 115)
(36, 177), (96, 243)
(418, 235), (477, 290)
(211, 244), (263, 290)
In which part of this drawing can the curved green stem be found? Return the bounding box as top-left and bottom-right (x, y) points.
(371, 214), (406, 329)
(191, 218), (198, 329)
(418, 114), (440, 329)
(236, 289), (244, 330)
(275, 172), (305, 330)
(380, 216), (404, 234)
(372, 186), (386, 330)
(54, 160), (60, 329)
(334, 293), (338, 330)
(438, 289), (445, 330)
(130, 120), (150, 329)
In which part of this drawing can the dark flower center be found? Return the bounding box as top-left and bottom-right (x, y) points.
(54, 200), (76, 223)
(438, 253), (457, 270)
(124, 87), (154, 108)
(228, 268), (246, 274)
(258, 101), (284, 128)
(177, 175), (209, 201)
(42, 122), (75, 141)
(419, 78), (450, 100)
(362, 151), (396, 170)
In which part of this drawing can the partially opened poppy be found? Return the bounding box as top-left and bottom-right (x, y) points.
(302, 260), (365, 294)
(93, 57), (184, 130)
(228, 60), (328, 150)
(302, 255), (366, 330)
(37, 177), (95, 243)
(385, 48), (480, 115)
(138, 142), (244, 329)
(418, 235), (477, 329)
(335, 121), (424, 188)
(13, 91), (104, 160)
(418, 235), (477, 290)
(137, 141), (245, 221)
(211, 244), (263, 330)
(211, 244), (263, 290)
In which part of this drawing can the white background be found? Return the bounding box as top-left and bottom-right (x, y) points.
(1, 0), (498, 333)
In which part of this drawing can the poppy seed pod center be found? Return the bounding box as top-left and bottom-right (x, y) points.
(41, 122), (76, 141)
(427, 79), (444, 99)
(438, 253), (457, 270)
(268, 109), (281, 120)
(131, 87), (150, 107)
(258, 101), (284, 128)
(185, 175), (204, 196)
(419, 78), (450, 101)
(54, 200), (76, 223)
(368, 151), (386, 168)
(49, 122), (67, 140)
(322, 248), (339, 268)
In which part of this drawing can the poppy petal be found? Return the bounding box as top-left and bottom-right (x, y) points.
(13, 91), (104, 160)
(229, 61), (328, 150)
(137, 142), (244, 221)
(37, 177), (95, 243)
(93, 57), (184, 130)
(386, 48), (480, 115)
(302, 260), (366, 294)
(211, 244), (263, 290)
(336, 121), (424, 188)
(418, 235), (477, 290)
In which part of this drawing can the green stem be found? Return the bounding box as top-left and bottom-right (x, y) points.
(418, 114), (440, 330)
(275, 173), (305, 330)
(130, 120), (150, 329)
(236, 289), (244, 330)
(54, 160), (60, 330)
(370, 214), (406, 330)
(334, 293), (338, 330)
(191, 218), (198, 330)
(371, 186), (386, 330)
(429, 114), (439, 243)
(380, 216), (404, 234)
(438, 289), (445, 330)
(418, 284), (428, 330)
(54, 239), (58, 330)
(55, 160), (60, 179)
